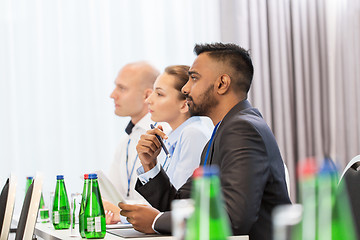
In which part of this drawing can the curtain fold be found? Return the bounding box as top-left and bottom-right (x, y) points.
(220, 0), (360, 200)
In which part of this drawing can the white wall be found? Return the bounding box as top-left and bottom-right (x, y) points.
(0, 0), (221, 214)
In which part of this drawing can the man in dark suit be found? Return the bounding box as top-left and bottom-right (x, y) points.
(119, 43), (291, 240)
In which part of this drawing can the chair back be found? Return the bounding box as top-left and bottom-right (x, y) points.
(283, 163), (290, 197)
(0, 174), (17, 240)
(15, 173), (43, 240)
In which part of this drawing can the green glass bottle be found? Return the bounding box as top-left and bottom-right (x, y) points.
(52, 175), (71, 229)
(79, 174), (89, 238)
(84, 173), (106, 239)
(185, 168), (203, 239)
(25, 176), (33, 195)
(330, 161), (357, 240)
(317, 157), (339, 240)
(292, 157), (318, 240)
(185, 166), (231, 240)
(332, 183), (357, 239)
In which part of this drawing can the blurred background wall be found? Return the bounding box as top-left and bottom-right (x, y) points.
(0, 0), (222, 214)
(220, 0), (360, 198)
(0, 0), (359, 212)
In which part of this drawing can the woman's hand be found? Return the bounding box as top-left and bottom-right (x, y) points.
(136, 125), (167, 172)
(103, 199), (121, 224)
(105, 210), (121, 224)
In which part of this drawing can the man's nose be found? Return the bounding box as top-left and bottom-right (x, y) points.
(181, 79), (191, 95)
(145, 92), (153, 104)
(110, 89), (117, 99)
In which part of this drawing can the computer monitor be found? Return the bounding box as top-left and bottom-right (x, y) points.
(15, 173), (43, 240)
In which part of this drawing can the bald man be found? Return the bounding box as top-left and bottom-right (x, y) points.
(108, 62), (160, 203)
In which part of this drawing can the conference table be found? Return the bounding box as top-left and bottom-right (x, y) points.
(31, 222), (249, 240)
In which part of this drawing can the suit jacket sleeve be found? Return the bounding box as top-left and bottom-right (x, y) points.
(154, 212), (172, 234)
(135, 167), (193, 211)
(135, 165), (194, 234)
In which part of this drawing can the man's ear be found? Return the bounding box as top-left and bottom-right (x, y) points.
(216, 74), (231, 95)
(179, 100), (189, 114)
(144, 89), (153, 99)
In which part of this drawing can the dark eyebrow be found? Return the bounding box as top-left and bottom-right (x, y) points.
(188, 71), (200, 76)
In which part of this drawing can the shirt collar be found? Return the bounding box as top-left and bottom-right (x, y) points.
(125, 121), (135, 135)
(166, 116), (201, 147)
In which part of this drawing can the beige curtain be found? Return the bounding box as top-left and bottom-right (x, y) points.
(220, 0), (360, 200)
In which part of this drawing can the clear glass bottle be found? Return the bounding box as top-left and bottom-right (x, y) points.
(39, 193), (45, 209)
(39, 193), (49, 221)
(84, 173), (106, 239)
(52, 175), (71, 229)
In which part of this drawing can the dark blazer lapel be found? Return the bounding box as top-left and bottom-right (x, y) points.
(207, 136), (216, 165)
(207, 99), (252, 165)
(200, 141), (209, 165)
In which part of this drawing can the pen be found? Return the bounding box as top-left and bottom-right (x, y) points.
(150, 124), (171, 159)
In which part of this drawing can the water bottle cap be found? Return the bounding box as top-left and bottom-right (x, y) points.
(84, 174), (89, 179)
(203, 165), (219, 177)
(192, 168), (203, 178)
(297, 157), (317, 179)
(88, 173), (98, 179)
(192, 166), (219, 178)
(56, 175), (64, 180)
(26, 176), (33, 180)
(318, 157), (338, 175)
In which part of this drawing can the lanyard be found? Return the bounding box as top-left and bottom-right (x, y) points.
(126, 138), (138, 197)
(203, 121), (221, 166)
(162, 155), (170, 172)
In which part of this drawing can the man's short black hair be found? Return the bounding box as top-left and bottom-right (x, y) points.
(194, 42), (254, 93)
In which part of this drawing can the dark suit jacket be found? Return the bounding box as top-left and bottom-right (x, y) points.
(136, 100), (291, 240)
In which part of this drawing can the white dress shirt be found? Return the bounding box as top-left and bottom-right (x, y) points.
(108, 113), (167, 203)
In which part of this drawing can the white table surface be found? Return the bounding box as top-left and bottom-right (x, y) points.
(31, 222), (248, 240)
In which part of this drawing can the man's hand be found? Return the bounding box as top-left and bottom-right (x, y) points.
(119, 202), (160, 234)
(136, 125), (168, 172)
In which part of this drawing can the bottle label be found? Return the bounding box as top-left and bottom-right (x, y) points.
(95, 216), (101, 232)
(53, 211), (60, 224)
(87, 217), (102, 232)
(87, 217), (94, 232)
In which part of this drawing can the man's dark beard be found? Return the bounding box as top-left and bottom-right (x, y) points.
(186, 84), (218, 116)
